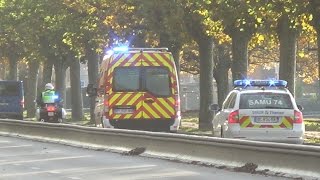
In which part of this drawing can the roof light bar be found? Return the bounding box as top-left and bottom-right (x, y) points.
(234, 80), (287, 87)
(113, 46), (129, 52)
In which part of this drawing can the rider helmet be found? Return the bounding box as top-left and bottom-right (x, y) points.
(45, 83), (54, 90)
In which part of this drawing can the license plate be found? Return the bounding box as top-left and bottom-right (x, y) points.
(254, 117), (279, 123)
(114, 108), (134, 114)
(48, 112), (54, 116)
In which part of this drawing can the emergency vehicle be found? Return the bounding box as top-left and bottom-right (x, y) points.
(92, 47), (181, 132)
(211, 80), (305, 144)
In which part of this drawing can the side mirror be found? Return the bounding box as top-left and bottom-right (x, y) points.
(86, 84), (97, 97)
(297, 104), (304, 111)
(209, 104), (220, 112)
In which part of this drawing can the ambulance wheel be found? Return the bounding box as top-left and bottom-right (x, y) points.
(58, 118), (63, 123)
(101, 118), (105, 128)
(220, 126), (224, 138)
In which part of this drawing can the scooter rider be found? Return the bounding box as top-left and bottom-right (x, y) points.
(36, 83), (65, 121)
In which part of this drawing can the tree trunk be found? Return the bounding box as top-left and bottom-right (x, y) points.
(231, 31), (250, 81)
(159, 32), (182, 79)
(213, 45), (231, 108)
(26, 61), (39, 118)
(54, 59), (68, 107)
(7, 53), (18, 80)
(37, 63), (43, 93)
(171, 47), (181, 80)
(198, 38), (214, 130)
(85, 44), (99, 125)
(309, 0), (320, 100)
(0, 63), (7, 79)
(41, 60), (54, 89)
(317, 28), (320, 100)
(278, 15), (297, 96)
(131, 33), (146, 47)
(70, 56), (83, 121)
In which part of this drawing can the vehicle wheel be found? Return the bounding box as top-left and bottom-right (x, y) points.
(40, 119), (45, 122)
(220, 126), (224, 138)
(101, 118), (105, 128)
(17, 115), (23, 120)
(58, 118), (63, 123)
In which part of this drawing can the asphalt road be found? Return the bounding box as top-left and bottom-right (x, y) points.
(0, 136), (293, 180)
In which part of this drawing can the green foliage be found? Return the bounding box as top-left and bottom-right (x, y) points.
(0, 0), (318, 83)
(305, 121), (320, 132)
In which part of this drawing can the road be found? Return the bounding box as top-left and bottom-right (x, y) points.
(0, 136), (293, 180)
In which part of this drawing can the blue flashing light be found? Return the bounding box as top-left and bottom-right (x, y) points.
(113, 46), (129, 52)
(53, 95), (59, 100)
(234, 79), (287, 88)
(105, 49), (114, 55)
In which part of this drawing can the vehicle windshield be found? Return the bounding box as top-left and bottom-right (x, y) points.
(145, 67), (171, 96)
(239, 93), (293, 109)
(0, 83), (20, 96)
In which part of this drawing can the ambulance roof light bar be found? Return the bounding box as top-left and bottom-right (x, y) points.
(112, 46), (168, 53)
(234, 79), (287, 88)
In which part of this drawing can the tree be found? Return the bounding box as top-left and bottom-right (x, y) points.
(271, 1), (310, 96)
(25, 59), (40, 117)
(182, 1), (216, 130)
(308, 0), (320, 98)
(214, 0), (262, 81)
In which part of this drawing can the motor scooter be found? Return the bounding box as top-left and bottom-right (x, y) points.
(36, 102), (66, 123)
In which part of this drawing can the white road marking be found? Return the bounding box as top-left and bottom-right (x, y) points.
(0, 155), (92, 166)
(0, 145), (32, 149)
(49, 171), (61, 174)
(67, 177), (81, 180)
(0, 165), (157, 177)
(0, 141), (10, 143)
(0, 150), (61, 158)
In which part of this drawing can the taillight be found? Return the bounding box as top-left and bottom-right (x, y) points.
(294, 110), (303, 124)
(20, 99), (24, 108)
(228, 110), (239, 124)
(47, 106), (56, 112)
(175, 94), (181, 117)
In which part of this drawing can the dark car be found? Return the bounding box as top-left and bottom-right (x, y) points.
(0, 81), (24, 120)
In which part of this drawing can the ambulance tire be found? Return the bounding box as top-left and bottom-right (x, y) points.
(220, 127), (224, 138)
(211, 128), (216, 137)
(101, 118), (104, 128)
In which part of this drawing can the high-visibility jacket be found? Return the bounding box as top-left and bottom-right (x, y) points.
(42, 90), (56, 104)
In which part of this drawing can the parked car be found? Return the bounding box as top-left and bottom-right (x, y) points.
(0, 80), (24, 120)
(211, 80), (305, 144)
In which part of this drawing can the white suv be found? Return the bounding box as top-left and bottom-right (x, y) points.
(211, 80), (305, 144)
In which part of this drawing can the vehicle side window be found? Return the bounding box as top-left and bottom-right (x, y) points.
(0, 83), (20, 96)
(227, 93), (237, 109)
(222, 92), (234, 109)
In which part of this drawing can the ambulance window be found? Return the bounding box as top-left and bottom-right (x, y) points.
(224, 92), (237, 109)
(222, 95), (230, 110)
(113, 67), (140, 91)
(227, 93), (237, 109)
(239, 93), (293, 109)
(0, 83), (20, 96)
(144, 67), (171, 96)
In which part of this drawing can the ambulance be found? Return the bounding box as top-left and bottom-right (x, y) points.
(88, 47), (181, 132)
(211, 80), (305, 144)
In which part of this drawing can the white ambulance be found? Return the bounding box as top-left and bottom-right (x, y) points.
(211, 80), (305, 144)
